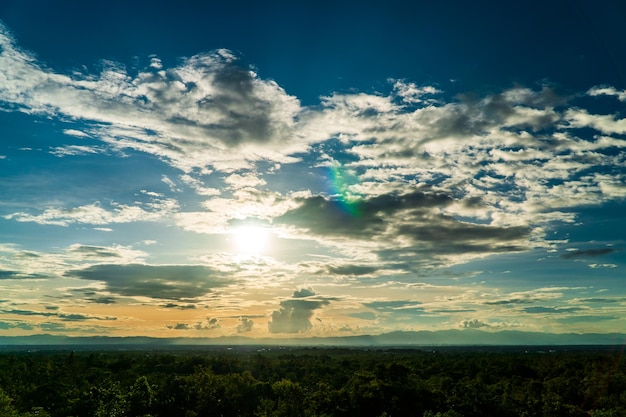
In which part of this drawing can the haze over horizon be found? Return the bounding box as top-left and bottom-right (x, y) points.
(1, 0), (625, 343)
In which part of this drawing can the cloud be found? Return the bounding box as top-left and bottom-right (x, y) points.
(563, 108), (626, 134)
(484, 298), (537, 306)
(0, 270), (48, 280)
(276, 191), (452, 237)
(268, 289), (330, 333)
(483, 289), (565, 306)
(573, 297), (626, 304)
(162, 303), (196, 310)
(277, 190), (531, 268)
(167, 323), (191, 330)
(68, 245), (129, 258)
(523, 306), (585, 314)
(63, 129), (91, 138)
(391, 79), (441, 104)
(2, 308), (116, 321)
(87, 296), (117, 305)
(0, 321), (34, 331)
(237, 317), (254, 333)
(0, 25), (303, 172)
(327, 264), (378, 276)
(4, 199), (178, 227)
(561, 248), (616, 259)
(364, 300), (423, 312)
(588, 263), (617, 269)
(1, 21), (624, 243)
(194, 318), (221, 330)
(64, 244), (148, 265)
(461, 319), (490, 329)
(1, 20), (626, 338)
(588, 86), (626, 102)
(66, 264), (233, 300)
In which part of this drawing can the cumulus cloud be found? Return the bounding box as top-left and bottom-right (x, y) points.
(0, 24), (303, 172)
(194, 317), (221, 330)
(237, 317), (254, 333)
(66, 264), (233, 300)
(461, 319), (490, 329)
(268, 289), (330, 333)
(167, 323), (191, 330)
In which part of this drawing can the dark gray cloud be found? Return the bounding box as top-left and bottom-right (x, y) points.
(268, 289), (330, 334)
(66, 264), (232, 300)
(68, 289), (117, 304)
(68, 245), (125, 258)
(0, 270), (48, 279)
(88, 296), (117, 305)
(190, 59), (291, 147)
(420, 87), (563, 143)
(276, 190), (453, 237)
(0, 321), (34, 331)
(237, 317), (254, 333)
(561, 248), (616, 259)
(162, 303), (196, 310)
(277, 191), (530, 265)
(327, 264), (378, 276)
(394, 215), (530, 254)
(2, 308), (116, 321)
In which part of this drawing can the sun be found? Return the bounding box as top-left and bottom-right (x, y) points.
(232, 226), (269, 255)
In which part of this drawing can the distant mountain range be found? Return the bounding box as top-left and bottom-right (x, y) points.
(1, 330), (625, 349)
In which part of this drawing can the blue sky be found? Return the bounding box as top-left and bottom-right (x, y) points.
(1, 0), (626, 341)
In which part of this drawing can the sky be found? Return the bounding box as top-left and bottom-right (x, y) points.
(1, 0), (625, 341)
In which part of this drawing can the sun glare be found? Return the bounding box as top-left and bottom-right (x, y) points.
(232, 226), (269, 255)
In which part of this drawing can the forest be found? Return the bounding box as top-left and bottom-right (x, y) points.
(0, 346), (624, 417)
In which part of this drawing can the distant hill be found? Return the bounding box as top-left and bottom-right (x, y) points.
(1, 330), (625, 349)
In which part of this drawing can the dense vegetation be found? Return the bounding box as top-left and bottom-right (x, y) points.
(0, 346), (624, 417)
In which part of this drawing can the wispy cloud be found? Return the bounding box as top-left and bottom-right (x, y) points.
(5, 198), (178, 226)
(2, 308), (117, 321)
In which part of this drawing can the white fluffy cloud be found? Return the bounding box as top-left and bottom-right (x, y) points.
(0, 24), (303, 173)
